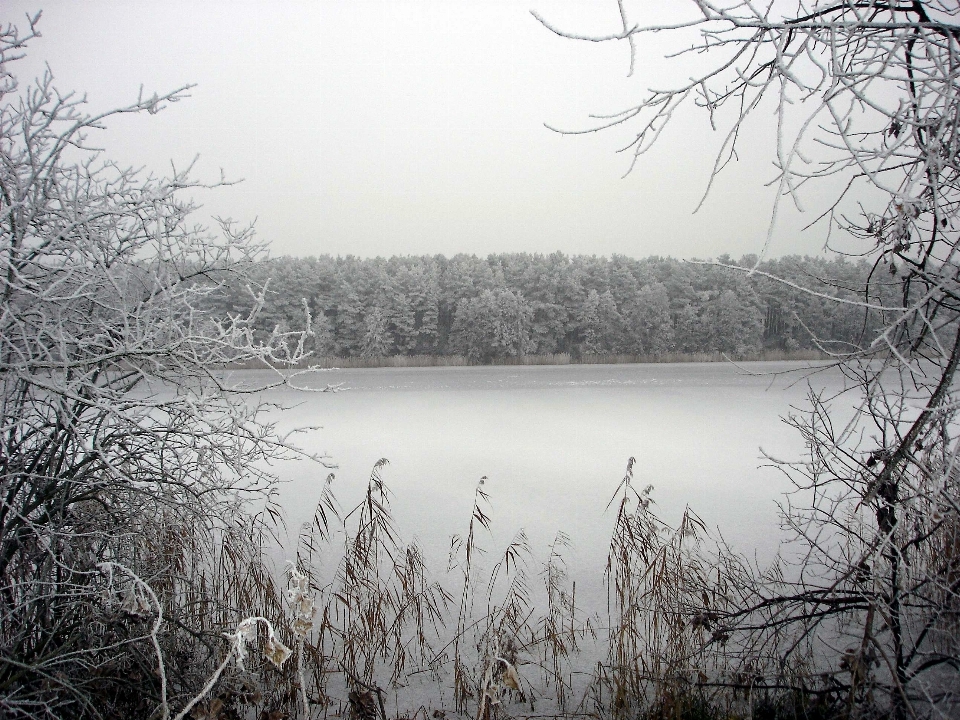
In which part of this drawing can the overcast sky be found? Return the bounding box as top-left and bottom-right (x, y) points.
(6, 1), (851, 260)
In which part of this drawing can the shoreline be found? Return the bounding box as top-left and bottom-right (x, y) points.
(229, 349), (828, 370)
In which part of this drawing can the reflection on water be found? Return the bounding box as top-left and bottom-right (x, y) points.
(237, 361), (849, 605)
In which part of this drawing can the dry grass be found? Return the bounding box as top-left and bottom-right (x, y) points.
(226, 349), (827, 371)
(5, 447), (884, 720)
(111, 457), (856, 720)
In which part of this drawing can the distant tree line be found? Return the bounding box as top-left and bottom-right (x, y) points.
(206, 252), (899, 361)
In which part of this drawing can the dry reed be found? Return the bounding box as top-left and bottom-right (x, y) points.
(226, 349), (827, 371)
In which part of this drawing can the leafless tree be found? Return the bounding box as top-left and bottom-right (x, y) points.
(0, 15), (330, 719)
(538, 2), (960, 718)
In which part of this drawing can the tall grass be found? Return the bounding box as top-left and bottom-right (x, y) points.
(129, 458), (850, 720)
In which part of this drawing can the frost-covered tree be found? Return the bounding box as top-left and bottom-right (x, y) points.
(597, 289), (624, 352)
(540, 1), (960, 716)
(361, 306), (392, 358)
(332, 283), (364, 356)
(708, 288), (764, 355)
(493, 288), (534, 357)
(578, 289), (604, 354)
(308, 305), (335, 356)
(449, 288), (533, 361)
(624, 282), (675, 356)
(0, 18), (322, 718)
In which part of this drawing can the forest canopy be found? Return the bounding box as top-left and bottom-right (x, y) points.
(211, 252), (897, 362)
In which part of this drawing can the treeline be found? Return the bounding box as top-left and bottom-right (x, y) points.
(208, 252), (898, 362)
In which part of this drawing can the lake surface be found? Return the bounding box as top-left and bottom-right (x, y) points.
(240, 361), (849, 604)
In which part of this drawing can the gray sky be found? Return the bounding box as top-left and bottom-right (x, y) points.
(7, 1), (849, 259)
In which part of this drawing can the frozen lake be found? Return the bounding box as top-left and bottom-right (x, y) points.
(240, 361), (848, 603)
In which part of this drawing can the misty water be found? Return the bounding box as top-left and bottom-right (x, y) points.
(236, 361), (850, 607)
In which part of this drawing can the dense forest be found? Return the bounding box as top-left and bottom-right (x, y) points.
(209, 252), (898, 361)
